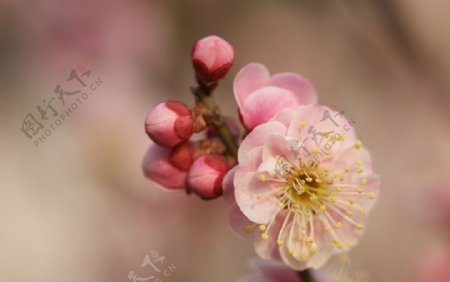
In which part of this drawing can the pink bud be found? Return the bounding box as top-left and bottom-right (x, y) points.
(192, 35), (234, 83)
(142, 144), (187, 190)
(145, 100), (194, 148)
(169, 142), (195, 171)
(187, 154), (228, 200)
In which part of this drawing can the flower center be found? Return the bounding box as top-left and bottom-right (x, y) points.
(280, 164), (333, 213)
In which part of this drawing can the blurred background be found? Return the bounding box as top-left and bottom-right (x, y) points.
(1, 0), (450, 281)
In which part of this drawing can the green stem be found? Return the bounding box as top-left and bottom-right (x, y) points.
(191, 85), (239, 159)
(298, 269), (315, 282)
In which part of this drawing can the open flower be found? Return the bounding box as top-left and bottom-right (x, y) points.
(234, 63), (317, 131)
(224, 104), (381, 270)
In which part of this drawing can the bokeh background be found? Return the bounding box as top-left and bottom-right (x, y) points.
(1, 1), (450, 281)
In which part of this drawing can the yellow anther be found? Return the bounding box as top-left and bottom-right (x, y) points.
(354, 140), (363, 149)
(320, 205), (327, 211)
(306, 177), (313, 182)
(279, 203), (285, 209)
(311, 148), (319, 155)
(348, 241), (354, 248)
(315, 178), (322, 183)
(304, 237), (314, 244)
(356, 187), (363, 194)
(288, 248), (294, 255)
(310, 194), (318, 201)
(335, 222), (342, 229)
(356, 160), (363, 166)
(356, 223), (364, 230)
(333, 239), (344, 249)
(357, 168), (364, 174)
(300, 179), (306, 184)
(261, 233), (269, 240)
(346, 210), (354, 217)
(277, 239), (284, 246)
(259, 225), (267, 231)
(325, 226), (332, 232)
(336, 186), (342, 192)
(256, 194), (263, 200)
(245, 225), (254, 233)
(359, 207), (367, 216)
(368, 192), (376, 199)
(259, 174), (267, 181)
(322, 168), (329, 173)
(360, 178), (367, 185)
(347, 199), (355, 205)
(330, 196), (337, 203)
(299, 252), (308, 261)
(300, 121), (308, 128)
(344, 167), (350, 173)
(309, 246), (317, 254)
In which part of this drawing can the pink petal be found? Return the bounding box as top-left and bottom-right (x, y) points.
(241, 86), (299, 130)
(234, 171), (280, 223)
(228, 202), (255, 239)
(238, 121), (287, 162)
(223, 167), (237, 204)
(262, 134), (298, 162)
(270, 72), (317, 105)
(233, 63), (270, 108)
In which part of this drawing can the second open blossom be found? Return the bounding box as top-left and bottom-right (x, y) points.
(224, 104), (381, 270)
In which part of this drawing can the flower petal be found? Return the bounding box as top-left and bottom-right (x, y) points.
(270, 72), (317, 105)
(241, 86), (299, 130)
(234, 63), (270, 108)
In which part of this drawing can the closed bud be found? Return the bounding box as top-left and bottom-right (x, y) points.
(192, 35), (234, 83)
(169, 142), (195, 171)
(187, 154), (228, 200)
(142, 144), (187, 190)
(145, 100), (194, 148)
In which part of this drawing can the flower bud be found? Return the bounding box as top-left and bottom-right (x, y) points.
(187, 154), (228, 200)
(142, 144), (187, 190)
(169, 142), (195, 171)
(192, 35), (234, 83)
(145, 101), (194, 148)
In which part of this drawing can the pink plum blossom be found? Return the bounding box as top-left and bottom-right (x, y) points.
(238, 257), (302, 282)
(238, 257), (332, 282)
(142, 144), (187, 190)
(233, 63), (317, 131)
(224, 104), (381, 270)
(187, 154), (228, 199)
(192, 35), (234, 83)
(145, 101), (194, 148)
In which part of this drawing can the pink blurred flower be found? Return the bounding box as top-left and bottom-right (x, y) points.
(233, 63), (317, 131)
(145, 101), (194, 148)
(192, 35), (234, 83)
(142, 144), (187, 190)
(187, 154), (228, 200)
(238, 257), (331, 282)
(417, 245), (450, 282)
(238, 258), (301, 282)
(417, 184), (450, 225)
(224, 105), (381, 270)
